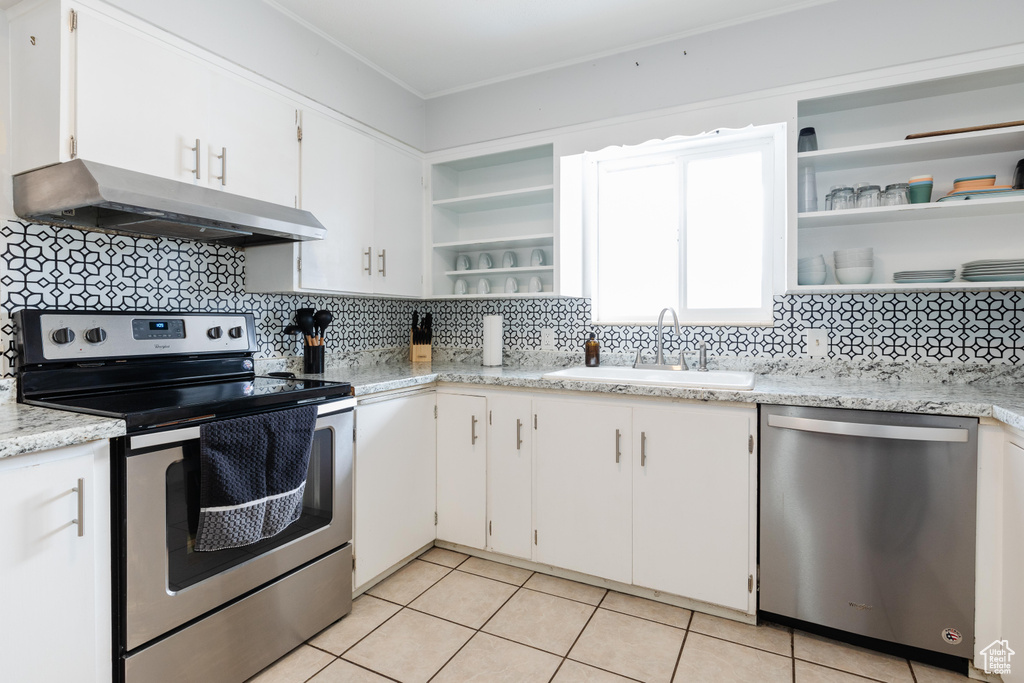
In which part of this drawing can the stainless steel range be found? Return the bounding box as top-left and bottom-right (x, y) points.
(15, 309), (354, 683)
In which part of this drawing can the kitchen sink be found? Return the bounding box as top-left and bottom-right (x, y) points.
(541, 366), (756, 391)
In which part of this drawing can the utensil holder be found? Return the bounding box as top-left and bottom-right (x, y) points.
(410, 331), (431, 363)
(303, 345), (325, 374)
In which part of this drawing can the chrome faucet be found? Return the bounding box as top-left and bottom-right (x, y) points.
(697, 341), (708, 371)
(633, 307), (689, 371)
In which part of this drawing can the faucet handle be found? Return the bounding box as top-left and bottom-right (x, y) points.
(632, 348), (642, 368)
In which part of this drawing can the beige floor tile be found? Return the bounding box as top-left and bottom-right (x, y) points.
(308, 595), (401, 655)
(458, 556), (533, 586)
(410, 570), (517, 628)
(553, 660), (639, 682)
(674, 632), (791, 683)
(419, 547), (468, 568)
(689, 612), (791, 656)
(795, 659), (874, 682)
(308, 659), (392, 683)
(794, 632), (913, 683)
(525, 573), (607, 605)
(366, 559), (450, 605)
(570, 609), (685, 683)
(247, 644), (334, 683)
(483, 587), (596, 656)
(432, 632), (562, 682)
(342, 609), (473, 683)
(910, 661), (972, 682)
(600, 592), (691, 629)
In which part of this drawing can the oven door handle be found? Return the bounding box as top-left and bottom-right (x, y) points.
(129, 397), (356, 450)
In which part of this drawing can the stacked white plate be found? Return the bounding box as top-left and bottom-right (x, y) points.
(893, 269), (955, 284)
(961, 259), (1024, 282)
(834, 248), (874, 285)
(798, 255), (827, 285)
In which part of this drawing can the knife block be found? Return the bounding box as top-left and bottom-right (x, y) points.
(410, 331), (431, 363)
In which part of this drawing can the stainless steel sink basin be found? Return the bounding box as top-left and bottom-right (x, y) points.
(541, 366), (756, 391)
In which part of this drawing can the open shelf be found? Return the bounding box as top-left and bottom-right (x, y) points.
(430, 292), (559, 300)
(432, 185), (554, 213)
(797, 194), (1024, 228)
(433, 233), (555, 251)
(790, 280), (1024, 294)
(797, 124), (1024, 173)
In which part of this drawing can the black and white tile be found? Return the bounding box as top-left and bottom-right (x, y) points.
(3, 221), (1023, 377)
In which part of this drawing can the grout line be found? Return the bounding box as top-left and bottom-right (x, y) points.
(685, 629), (794, 658)
(597, 603), (692, 631)
(669, 609), (694, 682)
(792, 630), (796, 682)
(793, 658), (891, 682)
(337, 606), (406, 659)
(562, 656), (647, 682)
(518, 583), (607, 609)
(296, 647), (337, 683)
(453, 564), (535, 587)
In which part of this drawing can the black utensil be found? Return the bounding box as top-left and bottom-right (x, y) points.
(296, 312), (315, 343)
(313, 310), (334, 341)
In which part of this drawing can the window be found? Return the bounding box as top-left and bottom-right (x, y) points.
(570, 124), (785, 325)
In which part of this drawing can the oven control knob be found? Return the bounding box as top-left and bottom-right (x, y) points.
(228, 326), (244, 339)
(84, 327), (107, 344)
(51, 327), (75, 345)
(207, 326), (223, 340)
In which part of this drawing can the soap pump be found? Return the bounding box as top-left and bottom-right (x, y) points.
(585, 332), (600, 367)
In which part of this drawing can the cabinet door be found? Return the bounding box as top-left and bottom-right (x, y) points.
(534, 398), (632, 584)
(1004, 441), (1024, 666)
(0, 442), (110, 683)
(76, 8), (210, 184)
(436, 393), (487, 549)
(373, 143), (423, 297)
(354, 393), (437, 588)
(297, 109), (375, 293)
(633, 404), (754, 611)
(486, 394), (533, 559)
(207, 72), (299, 208)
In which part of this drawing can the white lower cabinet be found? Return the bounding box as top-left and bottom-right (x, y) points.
(354, 392), (436, 588)
(534, 397), (633, 585)
(632, 404), (756, 612)
(486, 394), (533, 559)
(1004, 440), (1024, 681)
(436, 392), (487, 549)
(0, 440), (111, 683)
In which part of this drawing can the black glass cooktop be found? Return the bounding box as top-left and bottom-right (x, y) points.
(27, 376), (351, 432)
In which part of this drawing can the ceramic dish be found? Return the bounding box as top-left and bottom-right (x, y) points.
(502, 251), (517, 269)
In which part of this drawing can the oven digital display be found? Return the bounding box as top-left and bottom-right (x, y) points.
(132, 318), (186, 340)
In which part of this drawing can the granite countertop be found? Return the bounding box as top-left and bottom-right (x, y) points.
(301, 361), (1024, 431)
(0, 402), (126, 460)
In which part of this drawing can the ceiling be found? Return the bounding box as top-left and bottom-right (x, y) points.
(266, 0), (836, 98)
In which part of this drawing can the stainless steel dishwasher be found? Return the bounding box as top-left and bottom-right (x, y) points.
(760, 405), (977, 658)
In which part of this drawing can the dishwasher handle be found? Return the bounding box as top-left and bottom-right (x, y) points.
(766, 414), (969, 443)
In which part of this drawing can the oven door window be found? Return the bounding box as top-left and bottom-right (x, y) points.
(165, 427), (334, 592)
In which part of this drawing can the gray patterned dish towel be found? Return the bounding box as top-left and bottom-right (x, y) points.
(194, 405), (319, 552)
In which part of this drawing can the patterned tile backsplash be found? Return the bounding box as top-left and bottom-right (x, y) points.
(2, 220), (1023, 377)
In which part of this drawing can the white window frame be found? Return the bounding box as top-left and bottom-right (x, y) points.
(579, 123), (786, 326)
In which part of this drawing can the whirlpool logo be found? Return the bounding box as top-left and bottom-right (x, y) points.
(848, 602), (873, 611)
(154, 344), (170, 349)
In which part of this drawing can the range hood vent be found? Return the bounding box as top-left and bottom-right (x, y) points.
(13, 159), (325, 247)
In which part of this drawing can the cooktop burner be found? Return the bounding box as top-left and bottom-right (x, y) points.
(14, 309), (352, 432)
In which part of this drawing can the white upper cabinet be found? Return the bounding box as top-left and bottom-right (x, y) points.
(206, 71), (300, 207)
(75, 7), (210, 184)
(374, 143), (425, 297)
(295, 109), (376, 294)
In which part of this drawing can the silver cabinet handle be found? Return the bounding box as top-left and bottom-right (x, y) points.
(766, 415), (969, 443)
(215, 147), (227, 185)
(72, 478), (84, 537)
(641, 432), (647, 467)
(471, 415), (478, 445)
(516, 419), (523, 451)
(378, 249), (387, 277)
(363, 248), (372, 275)
(191, 138), (201, 179)
(615, 429), (621, 463)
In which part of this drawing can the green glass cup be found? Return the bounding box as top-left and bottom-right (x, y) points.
(909, 182), (933, 204)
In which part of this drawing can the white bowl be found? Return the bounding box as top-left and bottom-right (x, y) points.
(835, 266), (874, 284)
(835, 260), (874, 268)
(799, 267), (827, 275)
(798, 271), (827, 286)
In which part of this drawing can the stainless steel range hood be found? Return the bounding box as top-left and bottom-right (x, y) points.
(13, 159), (325, 247)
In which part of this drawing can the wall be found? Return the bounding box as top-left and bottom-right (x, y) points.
(3, 221), (1022, 377)
(425, 0), (1024, 150)
(91, 0), (425, 148)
